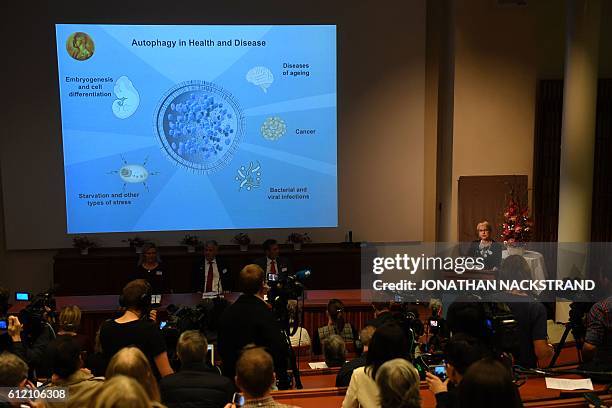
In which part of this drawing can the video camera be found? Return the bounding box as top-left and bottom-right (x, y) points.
(19, 290), (56, 336)
(269, 269), (311, 336)
(160, 298), (228, 369)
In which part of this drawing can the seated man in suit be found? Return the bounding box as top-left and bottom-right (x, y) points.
(217, 264), (290, 389)
(160, 330), (234, 408)
(254, 239), (293, 284)
(192, 240), (233, 293)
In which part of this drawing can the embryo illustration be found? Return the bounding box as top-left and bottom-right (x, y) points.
(112, 76), (140, 119)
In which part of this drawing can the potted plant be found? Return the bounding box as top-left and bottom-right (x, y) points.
(500, 192), (533, 256)
(123, 237), (148, 253)
(287, 232), (311, 251)
(232, 233), (251, 251)
(73, 236), (96, 255)
(181, 234), (202, 253)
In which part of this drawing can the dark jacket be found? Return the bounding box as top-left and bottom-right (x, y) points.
(434, 382), (459, 408)
(336, 354), (367, 387)
(217, 294), (289, 381)
(192, 258), (233, 292)
(467, 240), (503, 270)
(159, 362), (235, 408)
(253, 256), (293, 282)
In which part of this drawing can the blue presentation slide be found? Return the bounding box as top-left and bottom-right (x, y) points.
(55, 24), (337, 233)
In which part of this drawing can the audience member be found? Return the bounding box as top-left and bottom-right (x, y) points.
(342, 324), (410, 408)
(467, 220), (502, 270)
(56, 305), (90, 354)
(0, 287), (11, 354)
(367, 302), (396, 328)
(227, 347), (297, 408)
(336, 325), (376, 387)
(8, 312), (56, 377)
(99, 279), (173, 377)
(446, 301), (488, 341)
(160, 330), (234, 408)
(132, 243), (168, 294)
(105, 347), (161, 403)
(43, 336), (103, 408)
(193, 240), (233, 293)
(288, 302), (311, 348)
(425, 334), (490, 408)
(217, 265), (289, 388)
(457, 359), (523, 408)
(0, 352), (44, 408)
(323, 334), (346, 368)
(375, 358), (421, 408)
(0, 352), (29, 387)
(497, 255), (553, 368)
(582, 267), (612, 372)
(314, 299), (355, 355)
(87, 375), (158, 408)
(85, 327), (106, 377)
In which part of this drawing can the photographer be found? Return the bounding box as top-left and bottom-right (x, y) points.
(581, 268), (611, 372)
(217, 264), (289, 388)
(0, 286), (11, 353)
(425, 334), (491, 408)
(497, 255), (553, 368)
(8, 311), (56, 378)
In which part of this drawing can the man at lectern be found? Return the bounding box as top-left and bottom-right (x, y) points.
(192, 240), (233, 293)
(254, 239), (293, 284)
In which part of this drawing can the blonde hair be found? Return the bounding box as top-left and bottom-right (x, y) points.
(375, 358), (421, 408)
(105, 347), (160, 402)
(476, 221), (492, 233)
(60, 305), (82, 332)
(91, 375), (152, 408)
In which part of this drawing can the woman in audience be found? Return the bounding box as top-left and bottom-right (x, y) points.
(105, 347), (162, 404)
(314, 299), (355, 355)
(467, 221), (502, 270)
(458, 359), (523, 408)
(89, 375), (158, 408)
(342, 324), (410, 408)
(375, 358), (421, 408)
(99, 279), (173, 378)
(288, 301), (311, 348)
(56, 305), (90, 354)
(132, 243), (168, 294)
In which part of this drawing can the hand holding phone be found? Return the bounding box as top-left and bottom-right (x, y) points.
(231, 392), (245, 407)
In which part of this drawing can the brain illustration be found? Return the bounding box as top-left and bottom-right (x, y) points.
(246, 66), (274, 93)
(154, 80), (245, 174)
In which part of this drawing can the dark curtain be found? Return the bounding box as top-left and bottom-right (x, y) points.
(591, 80), (612, 242)
(533, 79), (612, 242)
(458, 175), (528, 243)
(533, 80), (563, 242)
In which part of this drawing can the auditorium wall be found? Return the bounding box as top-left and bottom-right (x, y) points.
(0, 0), (427, 293)
(434, 0), (612, 241)
(2, 0), (611, 294)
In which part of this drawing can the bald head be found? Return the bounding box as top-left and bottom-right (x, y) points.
(235, 347), (274, 398)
